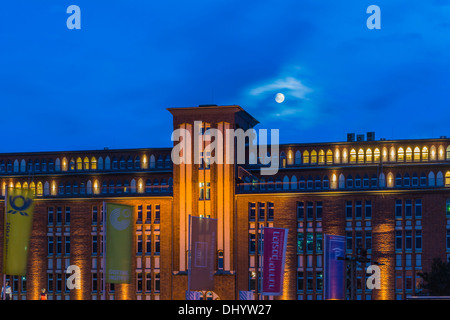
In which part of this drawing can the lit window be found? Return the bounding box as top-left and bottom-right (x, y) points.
(406, 147), (412, 162)
(366, 148), (372, 163)
(350, 149), (356, 163)
(358, 149), (364, 163)
(311, 150), (317, 164)
(326, 149), (333, 164)
(422, 147), (429, 161)
(398, 148), (404, 162)
(414, 147), (420, 162)
(374, 148), (380, 162)
(303, 150), (310, 164)
(318, 150), (325, 165)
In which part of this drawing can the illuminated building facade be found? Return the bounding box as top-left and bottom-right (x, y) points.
(1, 105), (450, 300)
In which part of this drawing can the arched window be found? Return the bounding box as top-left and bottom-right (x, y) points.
(150, 155), (156, 168)
(371, 174), (378, 188)
(355, 174), (361, 188)
(315, 176), (322, 189)
(105, 156), (111, 170)
(357, 149), (364, 163)
(397, 148), (404, 162)
(145, 179), (152, 193)
(102, 181), (107, 194)
(446, 171), (450, 186)
(379, 173), (386, 188)
(430, 146), (436, 161)
(303, 150), (310, 165)
(428, 171), (435, 186)
(395, 173), (402, 187)
(137, 178), (144, 193)
(153, 179), (159, 192)
(287, 150), (294, 166)
(339, 174), (345, 189)
(130, 179), (136, 193)
(412, 173), (418, 186)
(116, 180), (122, 194)
(323, 176), (329, 189)
(439, 146), (445, 160)
(334, 149), (340, 164)
(98, 157), (104, 170)
(406, 147), (412, 162)
(120, 157), (126, 169)
(283, 175), (289, 190)
(80, 182), (86, 195)
(420, 173), (427, 186)
(127, 156), (133, 169)
(387, 173), (394, 188)
(291, 176), (297, 190)
(350, 149), (356, 163)
(280, 152), (287, 168)
(36, 182), (43, 196)
(66, 182), (71, 195)
(168, 177), (173, 192)
(346, 175), (353, 188)
(413, 147), (420, 162)
(87, 180), (92, 195)
(437, 171), (444, 186)
(73, 182), (78, 194)
(310, 150), (317, 164)
(389, 147), (396, 162)
(275, 177), (282, 190)
(422, 147), (429, 162)
(326, 149), (333, 164)
(299, 177), (305, 190)
(44, 181), (50, 196)
(307, 176), (313, 189)
(109, 180), (115, 194)
(29, 182), (35, 195)
(15, 182), (21, 189)
(20, 159), (26, 172)
(295, 150), (301, 165)
(374, 148), (381, 162)
(366, 149), (372, 163)
(112, 157), (118, 170)
(331, 174), (338, 189)
(83, 157), (89, 170)
(91, 157), (97, 170)
(447, 146), (450, 160)
(363, 174), (369, 188)
(157, 155), (163, 168)
(342, 148), (348, 164)
(404, 173), (410, 187)
(13, 160), (19, 172)
(135, 156), (140, 169)
(76, 157), (82, 170)
(318, 150), (325, 165)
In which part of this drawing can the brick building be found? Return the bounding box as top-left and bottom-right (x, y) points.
(1, 104), (450, 300)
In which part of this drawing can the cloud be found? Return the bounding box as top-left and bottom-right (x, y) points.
(249, 77), (312, 100)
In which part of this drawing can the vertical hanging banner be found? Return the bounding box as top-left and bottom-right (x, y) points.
(324, 234), (345, 300)
(189, 216), (217, 291)
(262, 227), (288, 296)
(105, 203), (133, 284)
(3, 187), (35, 276)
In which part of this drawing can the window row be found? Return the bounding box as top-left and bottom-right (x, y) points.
(0, 154), (172, 174)
(277, 145), (450, 167)
(248, 202), (275, 222)
(6, 177), (173, 197)
(240, 170), (450, 192)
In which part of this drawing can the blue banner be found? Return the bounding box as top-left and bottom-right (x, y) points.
(324, 234), (345, 300)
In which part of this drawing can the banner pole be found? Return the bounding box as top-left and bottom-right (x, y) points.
(260, 225), (264, 300)
(102, 201), (106, 300)
(187, 214), (191, 300)
(2, 187), (7, 300)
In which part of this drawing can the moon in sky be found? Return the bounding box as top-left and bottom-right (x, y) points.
(275, 93), (285, 103)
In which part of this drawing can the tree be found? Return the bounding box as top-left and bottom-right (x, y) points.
(417, 257), (450, 296)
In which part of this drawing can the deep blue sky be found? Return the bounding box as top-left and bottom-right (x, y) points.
(1, 1), (450, 152)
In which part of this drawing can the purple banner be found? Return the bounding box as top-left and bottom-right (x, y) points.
(324, 234), (345, 300)
(262, 227), (288, 296)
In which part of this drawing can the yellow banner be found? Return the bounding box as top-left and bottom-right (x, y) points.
(105, 203), (133, 284)
(3, 187), (35, 276)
